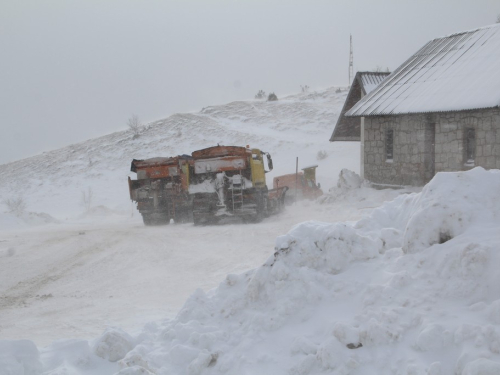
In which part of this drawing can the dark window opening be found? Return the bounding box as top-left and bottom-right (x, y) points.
(465, 128), (475, 165)
(386, 129), (394, 161)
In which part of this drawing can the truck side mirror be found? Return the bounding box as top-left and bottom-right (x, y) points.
(265, 153), (273, 172)
(317, 183), (321, 189)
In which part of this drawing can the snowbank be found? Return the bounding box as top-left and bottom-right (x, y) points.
(317, 169), (417, 213)
(20, 212), (60, 226)
(319, 169), (370, 205)
(0, 340), (42, 375)
(0, 212), (25, 230)
(0, 211), (59, 230)
(2, 167), (500, 374)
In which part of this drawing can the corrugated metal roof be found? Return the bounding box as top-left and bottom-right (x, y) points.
(360, 72), (389, 95)
(346, 23), (500, 117)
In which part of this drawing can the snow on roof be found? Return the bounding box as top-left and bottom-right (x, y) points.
(360, 72), (389, 95)
(346, 23), (500, 117)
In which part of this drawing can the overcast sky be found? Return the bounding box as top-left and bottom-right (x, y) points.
(0, 0), (498, 164)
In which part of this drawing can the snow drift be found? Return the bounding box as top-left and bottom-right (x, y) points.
(0, 211), (59, 230)
(2, 167), (500, 375)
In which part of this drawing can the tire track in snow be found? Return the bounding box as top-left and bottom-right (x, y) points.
(0, 233), (122, 311)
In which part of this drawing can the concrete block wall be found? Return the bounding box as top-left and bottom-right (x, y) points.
(363, 108), (500, 186)
(364, 114), (430, 185)
(434, 107), (500, 172)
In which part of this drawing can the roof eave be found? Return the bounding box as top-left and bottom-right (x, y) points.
(346, 104), (500, 118)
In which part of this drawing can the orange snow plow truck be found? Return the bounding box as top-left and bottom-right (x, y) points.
(189, 145), (288, 225)
(273, 165), (323, 204)
(128, 156), (193, 225)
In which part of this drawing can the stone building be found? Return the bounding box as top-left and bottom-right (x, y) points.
(344, 23), (500, 186)
(330, 71), (390, 142)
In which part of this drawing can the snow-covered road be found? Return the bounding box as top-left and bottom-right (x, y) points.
(0, 187), (403, 347)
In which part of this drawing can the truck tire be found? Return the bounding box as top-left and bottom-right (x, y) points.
(246, 192), (264, 223)
(193, 214), (202, 226)
(193, 212), (210, 226)
(142, 213), (169, 226)
(173, 208), (188, 224)
(193, 193), (218, 226)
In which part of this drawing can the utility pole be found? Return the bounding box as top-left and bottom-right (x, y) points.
(349, 34), (354, 88)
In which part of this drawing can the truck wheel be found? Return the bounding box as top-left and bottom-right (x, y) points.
(245, 214), (262, 224)
(175, 211), (183, 224)
(142, 213), (169, 226)
(142, 214), (152, 226)
(174, 209), (187, 224)
(254, 193), (265, 222)
(193, 213), (206, 226)
(246, 200), (264, 223)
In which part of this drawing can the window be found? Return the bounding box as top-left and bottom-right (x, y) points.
(386, 129), (394, 161)
(465, 128), (475, 165)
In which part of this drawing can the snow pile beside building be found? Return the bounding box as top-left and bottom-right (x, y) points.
(402, 168), (500, 254)
(318, 169), (370, 204)
(2, 167), (500, 375)
(317, 169), (417, 213)
(336, 168), (368, 192)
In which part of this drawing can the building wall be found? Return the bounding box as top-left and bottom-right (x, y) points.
(434, 108), (500, 173)
(363, 108), (500, 186)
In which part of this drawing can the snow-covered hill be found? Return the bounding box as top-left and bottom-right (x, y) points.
(0, 87), (356, 218)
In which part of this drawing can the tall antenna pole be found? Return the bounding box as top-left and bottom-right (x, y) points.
(349, 34), (354, 87)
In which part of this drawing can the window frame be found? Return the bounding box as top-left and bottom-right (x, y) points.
(385, 128), (394, 162)
(464, 127), (475, 166)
